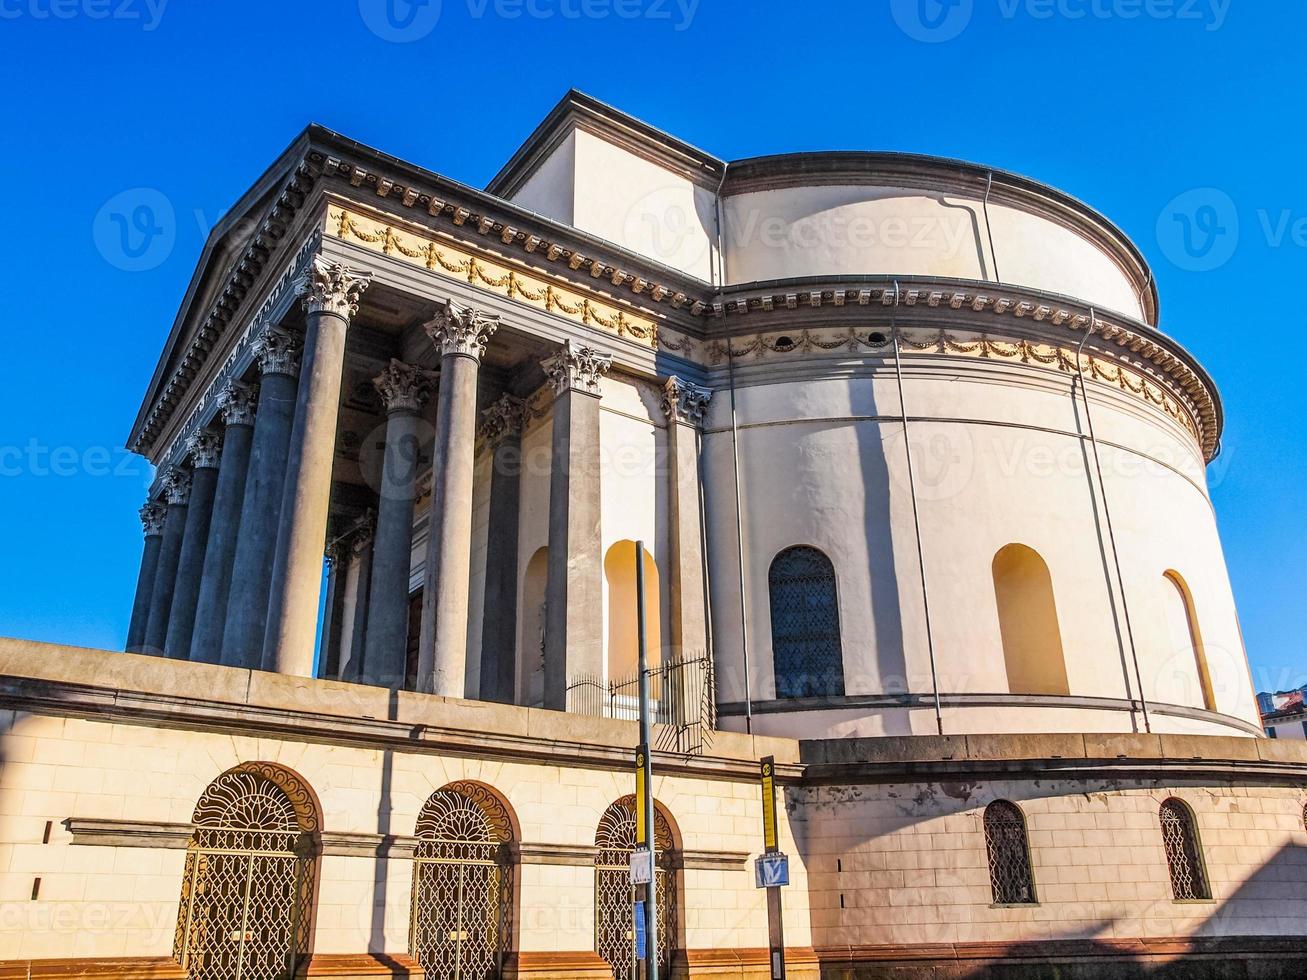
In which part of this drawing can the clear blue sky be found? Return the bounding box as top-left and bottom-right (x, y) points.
(0, 0), (1301, 692)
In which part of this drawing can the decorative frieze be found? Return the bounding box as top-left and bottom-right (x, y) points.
(252, 325), (302, 378)
(185, 431), (223, 469)
(296, 256), (373, 319)
(661, 376), (713, 426)
(479, 394), (531, 445)
(139, 501), (166, 536)
(160, 468), (192, 506)
(542, 340), (613, 397)
(372, 359), (435, 415)
(424, 298), (499, 361)
(216, 381), (258, 428)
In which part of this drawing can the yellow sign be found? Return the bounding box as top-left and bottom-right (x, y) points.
(635, 744), (648, 846)
(760, 756), (778, 852)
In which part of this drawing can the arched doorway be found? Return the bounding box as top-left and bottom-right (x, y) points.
(410, 781), (516, 979)
(593, 796), (677, 980)
(173, 762), (319, 980)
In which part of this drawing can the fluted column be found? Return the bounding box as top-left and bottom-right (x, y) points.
(338, 514), (376, 682)
(142, 468), (191, 655)
(541, 340), (612, 710)
(126, 501), (166, 653)
(417, 299), (499, 696)
(661, 377), (713, 660)
(478, 395), (530, 703)
(264, 258), (372, 676)
(190, 381), (258, 665)
(318, 540), (347, 680)
(361, 360), (434, 688)
(220, 328), (302, 669)
(163, 431), (223, 659)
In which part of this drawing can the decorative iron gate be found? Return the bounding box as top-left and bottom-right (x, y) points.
(594, 797), (676, 980)
(411, 782), (514, 980)
(174, 766), (317, 980)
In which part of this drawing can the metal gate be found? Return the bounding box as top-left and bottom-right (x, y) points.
(594, 797), (676, 980)
(174, 768), (316, 980)
(411, 782), (514, 980)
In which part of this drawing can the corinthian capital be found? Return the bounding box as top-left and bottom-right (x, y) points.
(139, 500), (166, 536)
(186, 430), (223, 469)
(161, 468), (192, 506)
(372, 359), (435, 415)
(253, 325), (302, 378)
(296, 256), (372, 319)
(479, 394), (530, 445)
(217, 380), (258, 427)
(542, 340), (613, 397)
(424, 298), (499, 361)
(661, 376), (713, 426)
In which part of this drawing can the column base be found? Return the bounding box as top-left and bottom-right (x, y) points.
(674, 947), (820, 979)
(295, 953), (424, 977)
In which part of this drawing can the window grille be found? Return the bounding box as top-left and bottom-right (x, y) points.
(594, 796), (676, 980)
(1160, 798), (1211, 900)
(983, 800), (1036, 905)
(768, 546), (845, 699)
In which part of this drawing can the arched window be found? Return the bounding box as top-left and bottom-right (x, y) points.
(518, 547), (549, 707)
(604, 540), (662, 680)
(992, 544), (1070, 696)
(1161, 571), (1216, 710)
(983, 800), (1036, 905)
(594, 796), (678, 979)
(411, 781), (516, 979)
(1159, 798), (1210, 900)
(174, 763), (319, 980)
(768, 546), (845, 699)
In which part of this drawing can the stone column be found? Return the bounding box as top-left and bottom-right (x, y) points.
(190, 381), (258, 665)
(661, 377), (713, 661)
(361, 360), (434, 689)
(126, 501), (166, 653)
(163, 431), (223, 660)
(142, 467), (191, 655)
(478, 395), (530, 703)
(318, 540), (347, 680)
(263, 258), (372, 676)
(417, 300), (499, 697)
(541, 341), (612, 710)
(338, 513), (376, 683)
(220, 328), (302, 669)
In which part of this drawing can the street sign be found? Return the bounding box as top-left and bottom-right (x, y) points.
(760, 757), (778, 852)
(633, 899), (647, 960)
(635, 744), (648, 846)
(630, 847), (653, 886)
(755, 851), (790, 889)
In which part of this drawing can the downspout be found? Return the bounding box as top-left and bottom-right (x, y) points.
(1075, 311), (1151, 733)
(890, 281), (944, 736)
(713, 165), (753, 735)
(983, 171), (1002, 284)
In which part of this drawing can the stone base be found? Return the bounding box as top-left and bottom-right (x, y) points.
(815, 937), (1307, 980)
(295, 953), (424, 977)
(0, 959), (187, 979)
(676, 947), (821, 979)
(503, 951), (613, 979)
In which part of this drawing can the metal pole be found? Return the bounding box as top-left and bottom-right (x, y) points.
(635, 541), (659, 980)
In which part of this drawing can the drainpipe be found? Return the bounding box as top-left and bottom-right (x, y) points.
(1075, 311), (1151, 733)
(983, 171), (1002, 284)
(890, 281), (944, 736)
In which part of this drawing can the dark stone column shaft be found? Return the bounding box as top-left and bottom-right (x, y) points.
(126, 502), (165, 653)
(142, 469), (191, 655)
(163, 438), (221, 659)
(479, 396), (528, 703)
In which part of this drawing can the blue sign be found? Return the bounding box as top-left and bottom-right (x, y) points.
(633, 900), (647, 960)
(755, 851), (790, 889)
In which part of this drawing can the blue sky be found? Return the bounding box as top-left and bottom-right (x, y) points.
(0, 0), (1301, 691)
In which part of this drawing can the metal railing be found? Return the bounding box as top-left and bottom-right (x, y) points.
(566, 652), (716, 756)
